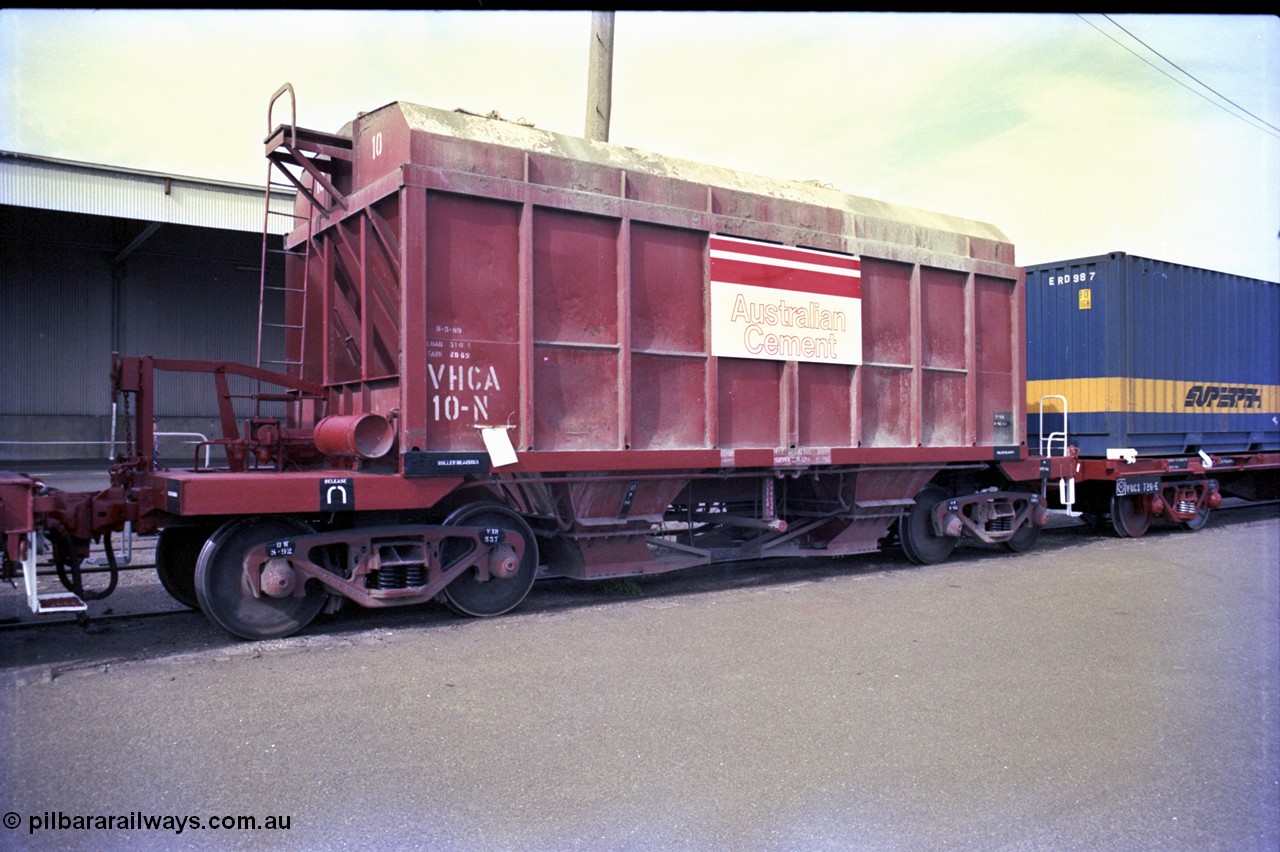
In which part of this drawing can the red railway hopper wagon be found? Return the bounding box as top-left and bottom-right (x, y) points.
(1, 86), (1058, 639)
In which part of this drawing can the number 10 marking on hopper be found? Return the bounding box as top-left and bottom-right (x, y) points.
(433, 394), (490, 422)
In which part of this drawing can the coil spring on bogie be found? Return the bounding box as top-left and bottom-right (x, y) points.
(375, 565), (407, 589)
(365, 541), (430, 590)
(1178, 500), (1198, 515)
(368, 563), (427, 590)
(989, 517), (1013, 533)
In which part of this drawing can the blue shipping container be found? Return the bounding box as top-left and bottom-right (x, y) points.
(1025, 252), (1279, 458)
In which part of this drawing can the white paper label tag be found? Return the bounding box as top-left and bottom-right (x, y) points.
(481, 427), (518, 468)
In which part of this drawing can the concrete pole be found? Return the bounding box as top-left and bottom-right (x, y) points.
(585, 11), (615, 142)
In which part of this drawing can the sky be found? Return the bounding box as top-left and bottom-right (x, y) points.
(2, 10), (1278, 282)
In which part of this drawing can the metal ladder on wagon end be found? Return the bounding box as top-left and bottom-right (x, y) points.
(255, 83), (353, 419)
(1038, 394), (1080, 517)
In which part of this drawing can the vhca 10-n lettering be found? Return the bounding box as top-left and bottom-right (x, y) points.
(1184, 385), (1262, 409)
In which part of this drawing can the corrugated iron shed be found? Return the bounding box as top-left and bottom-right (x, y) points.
(0, 151), (295, 235)
(1, 150), (293, 464)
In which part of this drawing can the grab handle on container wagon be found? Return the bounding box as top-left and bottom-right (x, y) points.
(1038, 395), (1070, 457)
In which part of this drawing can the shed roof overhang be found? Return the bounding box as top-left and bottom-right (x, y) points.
(0, 151), (296, 237)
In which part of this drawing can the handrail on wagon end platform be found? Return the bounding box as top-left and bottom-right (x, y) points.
(1038, 394), (1082, 518)
(1038, 395), (1070, 457)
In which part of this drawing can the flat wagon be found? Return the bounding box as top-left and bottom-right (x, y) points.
(2, 86), (1054, 638)
(1026, 252), (1280, 536)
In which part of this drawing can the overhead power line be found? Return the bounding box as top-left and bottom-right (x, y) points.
(1078, 14), (1280, 140)
(1103, 15), (1280, 135)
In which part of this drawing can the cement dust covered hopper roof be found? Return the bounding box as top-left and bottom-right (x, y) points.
(378, 101), (1013, 265)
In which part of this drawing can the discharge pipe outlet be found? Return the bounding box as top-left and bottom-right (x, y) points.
(313, 413), (395, 459)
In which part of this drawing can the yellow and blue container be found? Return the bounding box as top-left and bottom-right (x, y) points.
(1026, 252), (1279, 458)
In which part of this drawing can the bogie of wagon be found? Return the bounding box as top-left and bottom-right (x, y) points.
(186, 506), (538, 640)
(1062, 468), (1228, 539)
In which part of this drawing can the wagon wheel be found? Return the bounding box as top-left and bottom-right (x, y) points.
(1179, 505), (1212, 532)
(1001, 520), (1041, 553)
(195, 516), (327, 640)
(899, 485), (956, 566)
(441, 504), (539, 617)
(1109, 494), (1152, 538)
(155, 525), (213, 609)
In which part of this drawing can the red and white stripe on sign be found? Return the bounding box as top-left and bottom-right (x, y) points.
(709, 235), (861, 299)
